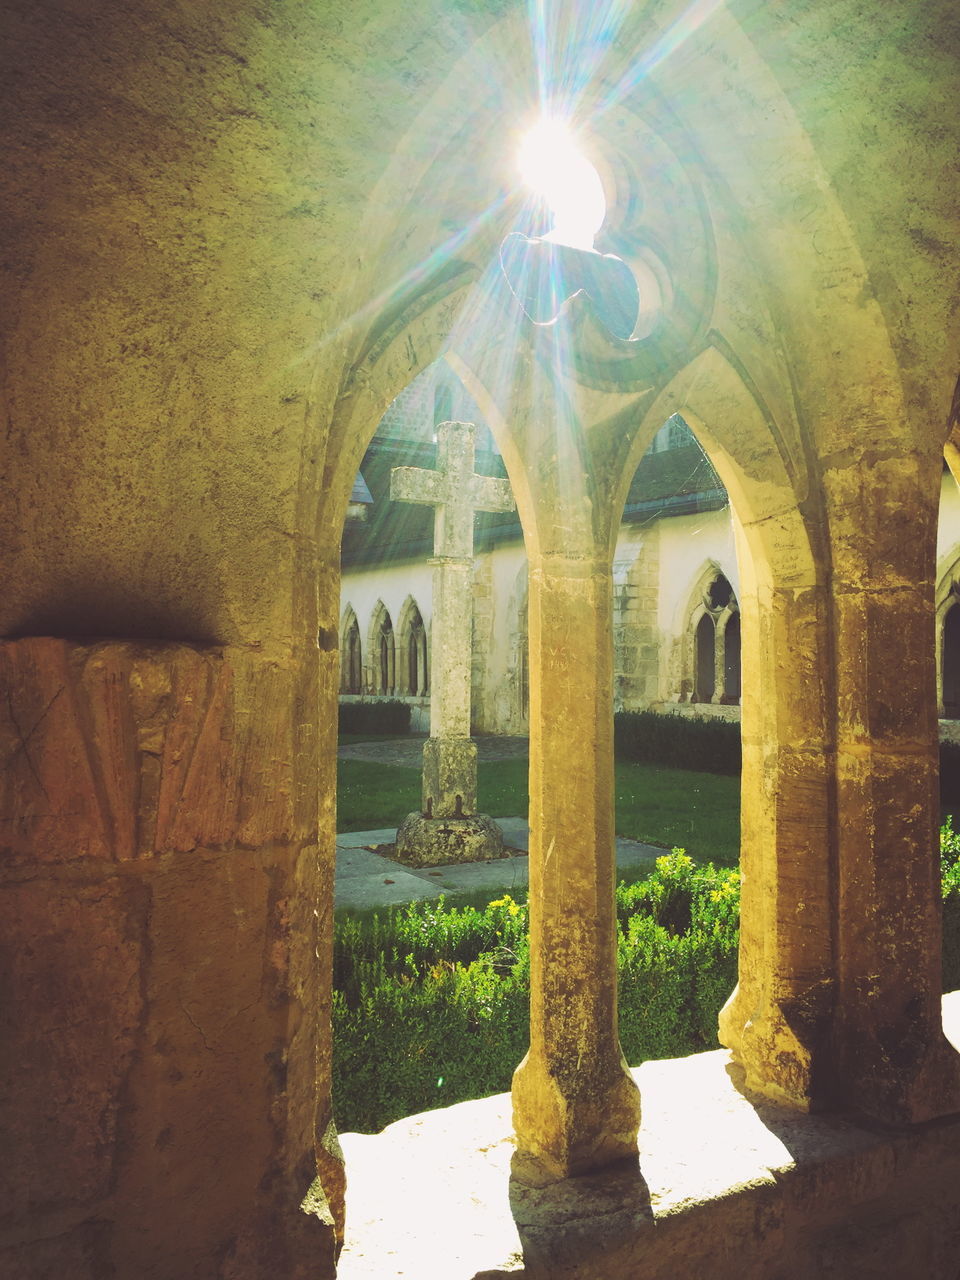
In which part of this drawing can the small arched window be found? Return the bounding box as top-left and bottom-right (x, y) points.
(379, 624), (394, 695)
(340, 612), (362, 695)
(370, 604), (395, 696)
(687, 572), (740, 706)
(693, 612), (715, 703)
(402, 603), (428, 697)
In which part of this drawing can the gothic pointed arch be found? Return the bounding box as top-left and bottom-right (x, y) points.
(630, 346), (836, 1114)
(676, 561), (740, 706)
(368, 601), (395, 696)
(396, 595), (429, 697)
(339, 605), (362, 695)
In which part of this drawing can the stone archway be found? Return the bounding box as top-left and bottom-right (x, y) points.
(313, 0), (960, 1254)
(10, 0), (960, 1273)
(693, 609), (715, 702)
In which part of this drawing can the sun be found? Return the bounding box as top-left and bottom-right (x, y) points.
(517, 116), (606, 252)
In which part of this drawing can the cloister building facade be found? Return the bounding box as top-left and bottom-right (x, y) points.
(342, 363), (960, 738)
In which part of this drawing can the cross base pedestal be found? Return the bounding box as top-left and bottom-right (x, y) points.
(394, 812), (507, 867)
(422, 736), (477, 819)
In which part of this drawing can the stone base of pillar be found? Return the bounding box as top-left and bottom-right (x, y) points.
(394, 812), (507, 867)
(422, 735), (478, 818)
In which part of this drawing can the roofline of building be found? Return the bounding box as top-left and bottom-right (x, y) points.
(340, 489), (730, 568)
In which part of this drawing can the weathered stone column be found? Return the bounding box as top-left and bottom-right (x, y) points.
(512, 553), (641, 1183)
(718, 545), (837, 1110)
(720, 459), (960, 1124)
(825, 458), (960, 1122)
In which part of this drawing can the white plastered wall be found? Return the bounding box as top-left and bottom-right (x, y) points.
(471, 541), (529, 735)
(339, 542), (530, 735)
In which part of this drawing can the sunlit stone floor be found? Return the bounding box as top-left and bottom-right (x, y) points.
(335, 995), (960, 1279)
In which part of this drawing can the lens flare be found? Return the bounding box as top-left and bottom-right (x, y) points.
(518, 117), (606, 252)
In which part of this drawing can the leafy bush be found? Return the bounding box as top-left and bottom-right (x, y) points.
(333, 827), (960, 1135)
(333, 895), (530, 1131)
(338, 699), (411, 735)
(614, 709), (741, 776)
(332, 856), (738, 1133)
(616, 853), (739, 1060)
(942, 816), (960, 990)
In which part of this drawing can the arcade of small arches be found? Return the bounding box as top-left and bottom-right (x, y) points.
(338, 562), (744, 724)
(339, 596), (459, 700)
(340, 460), (960, 734)
(339, 598), (429, 699)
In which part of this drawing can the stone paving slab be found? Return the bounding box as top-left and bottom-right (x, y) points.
(335, 868), (448, 911)
(335, 829), (402, 851)
(335, 845), (399, 878)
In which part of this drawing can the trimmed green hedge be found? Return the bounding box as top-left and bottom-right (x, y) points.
(613, 712), (960, 809)
(333, 853), (739, 1133)
(614, 710), (741, 776)
(334, 824), (960, 1135)
(338, 699), (411, 735)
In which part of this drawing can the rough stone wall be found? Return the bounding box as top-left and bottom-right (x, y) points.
(0, 0), (478, 1267)
(0, 638), (330, 1278)
(613, 530), (661, 711)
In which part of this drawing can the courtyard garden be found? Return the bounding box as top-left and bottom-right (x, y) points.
(337, 753), (741, 862)
(333, 850), (741, 1132)
(334, 826), (960, 1132)
(337, 707), (743, 862)
(334, 709), (960, 1134)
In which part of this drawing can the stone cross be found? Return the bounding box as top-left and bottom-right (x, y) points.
(391, 420), (514, 819)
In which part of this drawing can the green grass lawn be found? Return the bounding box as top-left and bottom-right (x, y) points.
(337, 753), (741, 864)
(336, 759), (422, 832)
